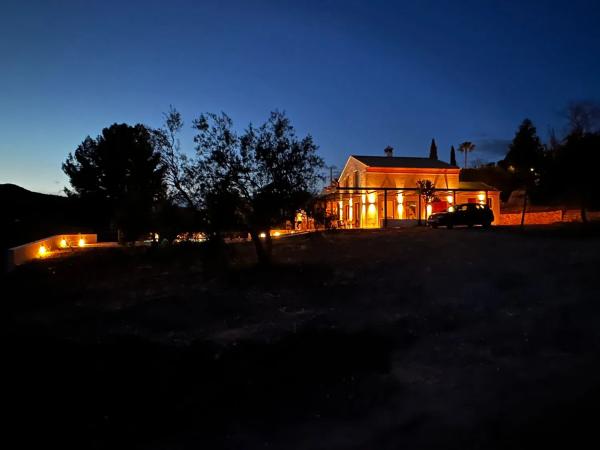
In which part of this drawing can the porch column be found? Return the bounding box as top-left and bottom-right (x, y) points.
(383, 190), (388, 228)
(417, 193), (422, 225)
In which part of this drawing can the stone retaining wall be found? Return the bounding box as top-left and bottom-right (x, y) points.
(499, 210), (563, 225)
(499, 209), (600, 225)
(562, 210), (600, 222)
(6, 234), (97, 271)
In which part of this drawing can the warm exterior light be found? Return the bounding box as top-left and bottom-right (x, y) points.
(59, 238), (67, 248)
(447, 195), (454, 204)
(397, 193), (404, 218)
(273, 231), (281, 237)
(426, 204), (432, 218)
(349, 198), (353, 221)
(78, 238), (85, 247)
(361, 194), (366, 203)
(448, 206), (455, 212)
(259, 232), (266, 238)
(478, 193), (485, 203)
(367, 192), (376, 204)
(339, 201), (343, 220)
(367, 203), (377, 219)
(38, 245), (47, 257)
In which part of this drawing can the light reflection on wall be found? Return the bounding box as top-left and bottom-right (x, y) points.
(349, 198), (353, 221)
(397, 192), (403, 219)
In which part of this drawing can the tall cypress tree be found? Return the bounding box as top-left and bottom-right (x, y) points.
(450, 145), (457, 166)
(429, 138), (438, 160)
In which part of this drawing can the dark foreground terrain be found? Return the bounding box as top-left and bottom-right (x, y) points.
(4, 226), (600, 449)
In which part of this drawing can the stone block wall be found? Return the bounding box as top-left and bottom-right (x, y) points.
(499, 210), (563, 225)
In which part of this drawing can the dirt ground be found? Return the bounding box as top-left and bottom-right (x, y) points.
(4, 225), (600, 449)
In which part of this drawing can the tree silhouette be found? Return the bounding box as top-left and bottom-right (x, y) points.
(556, 130), (600, 223)
(153, 106), (199, 209)
(503, 119), (544, 226)
(416, 179), (436, 225)
(504, 119), (544, 174)
(429, 138), (438, 160)
(450, 145), (457, 166)
(565, 101), (600, 134)
(458, 141), (476, 168)
(62, 123), (165, 240)
(192, 110), (324, 264)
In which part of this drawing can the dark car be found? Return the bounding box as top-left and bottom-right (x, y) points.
(427, 203), (494, 229)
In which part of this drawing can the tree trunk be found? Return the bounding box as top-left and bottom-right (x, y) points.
(250, 229), (272, 266)
(205, 233), (229, 272)
(520, 190), (528, 228)
(581, 198), (588, 224)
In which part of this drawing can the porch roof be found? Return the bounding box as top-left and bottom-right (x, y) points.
(458, 181), (499, 191)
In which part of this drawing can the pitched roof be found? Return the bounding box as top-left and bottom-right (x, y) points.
(351, 155), (458, 169)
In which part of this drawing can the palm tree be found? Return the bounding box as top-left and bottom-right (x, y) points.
(458, 141), (476, 168)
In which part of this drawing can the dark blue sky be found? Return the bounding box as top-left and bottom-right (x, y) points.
(1, 0), (599, 193)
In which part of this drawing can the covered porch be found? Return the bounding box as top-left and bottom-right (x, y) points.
(322, 184), (500, 228)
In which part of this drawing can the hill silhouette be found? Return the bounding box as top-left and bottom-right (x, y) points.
(0, 184), (93, 251)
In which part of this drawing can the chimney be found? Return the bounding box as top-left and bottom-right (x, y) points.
(384, 146), (393, 157)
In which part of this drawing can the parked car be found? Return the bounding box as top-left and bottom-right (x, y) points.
(427, 203), (494, 229)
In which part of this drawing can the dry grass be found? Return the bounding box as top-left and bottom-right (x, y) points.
(5, 225), (600, 449)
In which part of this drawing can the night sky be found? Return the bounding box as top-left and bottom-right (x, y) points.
(1, 0), (599, 194)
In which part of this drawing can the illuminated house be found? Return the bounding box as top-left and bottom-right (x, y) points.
(326, 148), (501, 227)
